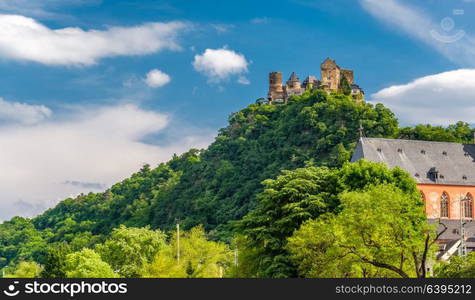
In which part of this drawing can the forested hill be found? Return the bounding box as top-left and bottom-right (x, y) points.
(32, 91), (398, 239)
(1, 90), (474, 269)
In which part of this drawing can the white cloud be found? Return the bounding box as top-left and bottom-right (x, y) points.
(0, 0), (101, 19)
(250, 17), (270, 24)
(0, 14), (188, 66)
(0, 104), (214, 221)
(145, 69), (171, 88)
(360, 0), (475, 66)
(211, 24), (235, 33)
(192, 47), (249, 83)
(237, 76), (250, 85)
(0, 97), (52, 125)
(370, 69), (475, 125)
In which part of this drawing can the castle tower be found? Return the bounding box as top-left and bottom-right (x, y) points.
(286, 72), (301, 90)
(320, 58), (341, 91)
(268, 72), (284, 101)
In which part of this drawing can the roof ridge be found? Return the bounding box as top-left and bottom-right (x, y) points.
(361, 137), (473, 146)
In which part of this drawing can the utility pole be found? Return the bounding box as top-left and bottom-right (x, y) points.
(234, 247), (238, 266)
(459, 196), (467, 257)
(177, 223), (180, 264)
(358, 122), (365, 138)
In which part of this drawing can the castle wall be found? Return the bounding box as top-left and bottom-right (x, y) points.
(341, 69), (354, 84)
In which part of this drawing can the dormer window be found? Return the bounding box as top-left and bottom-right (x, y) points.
(442, 151), (447, 156)
(397, 148), (403, 153)
(377, 148), (382, 152)
(428, 167), (439, 182)
(463, 175), (468, 180)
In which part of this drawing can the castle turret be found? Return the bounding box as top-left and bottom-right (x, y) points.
(268, 72), (284, 101)
(286, 72), (301, 90)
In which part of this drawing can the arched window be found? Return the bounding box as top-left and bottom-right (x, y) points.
(440, 192), (449, 218)
(462, 193), (473, 219)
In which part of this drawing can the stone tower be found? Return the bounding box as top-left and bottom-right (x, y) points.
(268, 72), (285, 101)
(286, 72), (301, 90)
(320, 58), (341, 91)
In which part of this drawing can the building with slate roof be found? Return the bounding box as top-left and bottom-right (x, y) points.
(351, 137), (475, 258)
(267, 58), (364, 103)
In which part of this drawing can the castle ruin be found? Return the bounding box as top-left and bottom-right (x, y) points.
(262, 58), (364, 104)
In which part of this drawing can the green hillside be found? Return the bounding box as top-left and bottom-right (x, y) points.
(1, 89), (474, 271)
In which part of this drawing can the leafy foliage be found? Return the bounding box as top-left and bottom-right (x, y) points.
(96, 226), (166, 278)
(235, 160), (419, 277)
(398, 122), (475, 144)
(288, 185), (435, 278)
(435, 253), (475, 278)
(40, 244), (71, 278)
(143, 226), (232, 278)
(64, 249), (116, 278)
(5, 261), (43, 278)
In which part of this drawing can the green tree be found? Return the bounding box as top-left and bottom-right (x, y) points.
(64, 249), (116, 278)
(237, 167), (336, 277)
(398, 122), (475, 144)
(96, 226), (166, 277)
(40, 245), (71, 278)
(288, 185), (437, 278)
(435, 252), (475, 278)
(236, 160), (420, 277)
(0, 217), (48, 269)
(143, 226), (232, 278)
(5, 261), (43, 278)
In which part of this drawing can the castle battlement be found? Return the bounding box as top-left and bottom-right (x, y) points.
(263, 58), (364, 104)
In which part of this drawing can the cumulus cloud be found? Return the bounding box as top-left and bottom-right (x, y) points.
(0, 14), (188, 66)
(192, 47), (249, 83)
(145, 69), (171, 88)
(360, 0), (475, 66)
(0, 97), (52, 125)
(369, 69), (475, 125)
(0, 104), (214, 221)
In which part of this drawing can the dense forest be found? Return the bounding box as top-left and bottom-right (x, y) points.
(1, 89), (475, 278)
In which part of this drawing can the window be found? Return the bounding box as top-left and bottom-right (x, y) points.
(442, 151), (447, 156)
(421, 150), (426, 154)
(440, 192), (449, 218)
(462, 193), (473, 219)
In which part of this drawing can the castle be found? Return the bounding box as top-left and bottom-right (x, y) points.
(261, 58), (364, 104)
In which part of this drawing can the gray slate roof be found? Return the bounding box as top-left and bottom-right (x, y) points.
(351, 138), (475, 186)
(429, 219), (475, 240)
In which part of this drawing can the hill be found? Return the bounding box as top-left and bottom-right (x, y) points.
(1, 89), (474, 269)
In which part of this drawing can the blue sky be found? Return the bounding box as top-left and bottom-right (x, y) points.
(1, 0), (475, 220)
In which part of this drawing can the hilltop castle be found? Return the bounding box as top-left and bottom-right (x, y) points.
(262, 58), (364, 104)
